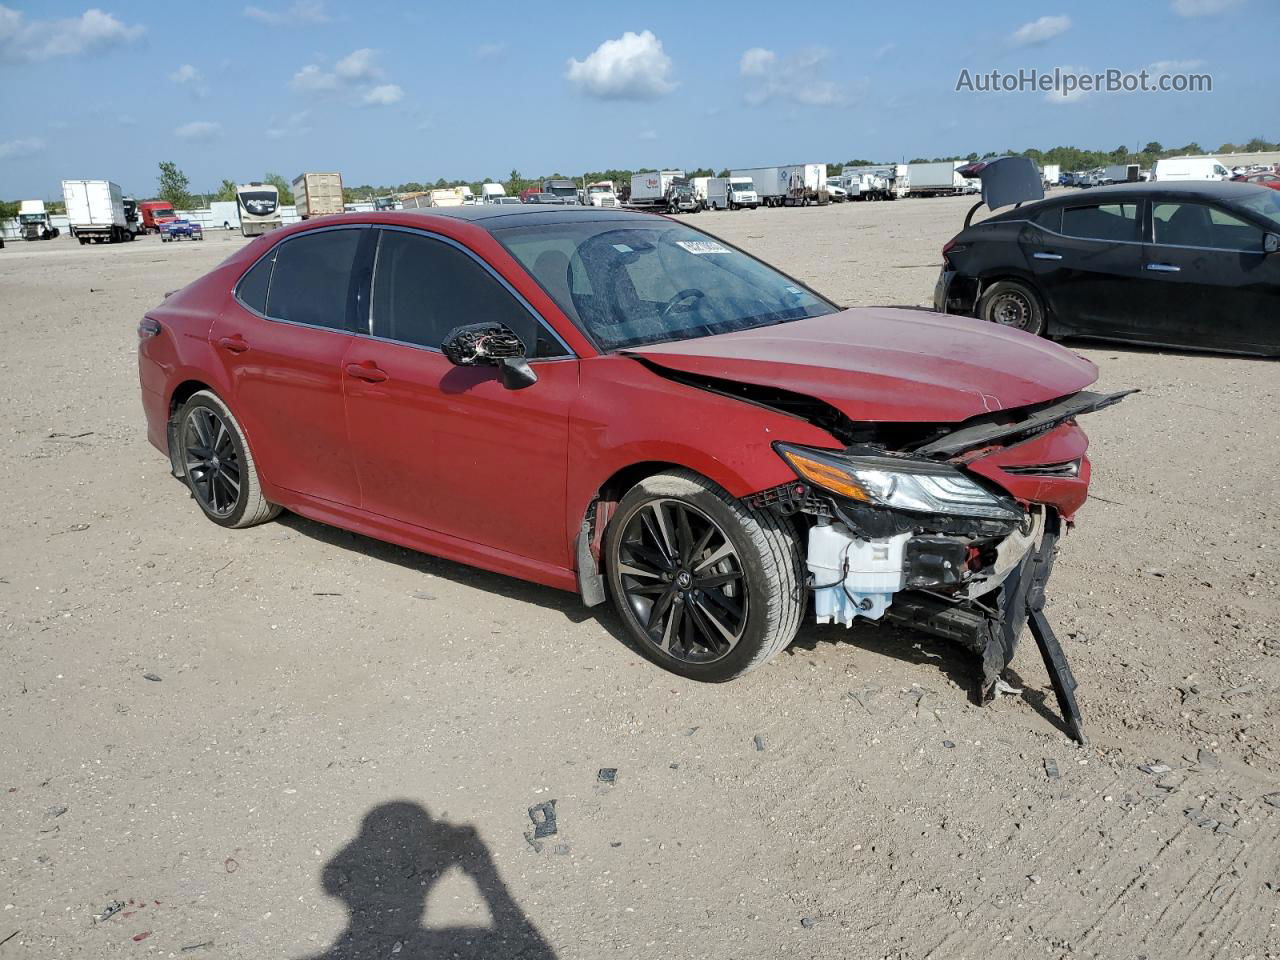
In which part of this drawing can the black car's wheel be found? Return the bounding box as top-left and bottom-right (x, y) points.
(605, 469), (804, 682)
(177, 390), (280, 529)
(979, 280), (1045, 336)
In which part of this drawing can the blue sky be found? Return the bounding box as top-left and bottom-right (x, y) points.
(0, 0), (1268, 199)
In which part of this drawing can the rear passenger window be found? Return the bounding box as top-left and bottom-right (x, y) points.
(264, 229), (362, 330)
(236, 249), (275, 314)
(1033, 207), (1062, 232)
(371, 230), (565, 357)
(1062, 203), (1139, 242)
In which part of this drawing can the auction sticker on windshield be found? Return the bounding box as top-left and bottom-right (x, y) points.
(677, 240), (730, 255)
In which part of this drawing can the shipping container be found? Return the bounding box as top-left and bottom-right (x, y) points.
(292, 172), (345, 219)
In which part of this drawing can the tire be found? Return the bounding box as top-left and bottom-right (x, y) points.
(176, 390), (280, 529)
(978, 279), (1045, 336)
(604, 469), (804, 683)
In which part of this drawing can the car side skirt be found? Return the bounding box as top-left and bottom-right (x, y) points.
(266, 486), (579, 594)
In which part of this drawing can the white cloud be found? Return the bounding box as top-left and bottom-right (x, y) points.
(1044, 65), (1090, 105)
(1171, 0), (1243, 14)
(335, 47), (379, 82)
(0, 137), (45, 160)
(174, 120), (221, 141)
(243, 0), (330, 24)
(873, 42), (896, 61)
(740, 46), (845, 107)
(1148, 58), (1206, 72)
(566, 30), (676, 100)
(362, 83), (403, 106)
(292, 47), (393, 100)
(1009, 15), (1071, 47)
(475, 41), (506, 59)
(266, 109), (312, 139)
(0, 5), (143, 62)
(170, 63), (209, 97)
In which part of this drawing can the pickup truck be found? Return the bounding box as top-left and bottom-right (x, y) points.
(161, 219), (204, 242)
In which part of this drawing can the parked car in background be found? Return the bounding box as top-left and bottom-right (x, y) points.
(137, 204), (1128, 742)
(489, 196), (522, 205)
(936, 171), (1280, 356)
(1232, 171), (1280, 191)
(1151, 156), (1230, 182)
(161, 219), (204, 242)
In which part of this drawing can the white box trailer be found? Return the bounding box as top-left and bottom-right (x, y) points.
(1101, 163), (1140, 184)
(906, 162), (965, 197)
(209, 200), (241, 230)
(292, 172), (344, 219)
(61, 179), (133, 244)
(731, 165), (828, 206)
(1041, 163), (1061, 186)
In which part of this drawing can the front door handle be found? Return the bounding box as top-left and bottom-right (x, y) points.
(1146, 263), (1181, 273)
(1033, 252), (1063, 260)
(218, 335), (249, 354)
(345, 361), (388, 383)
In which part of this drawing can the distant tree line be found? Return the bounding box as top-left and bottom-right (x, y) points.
(5, 137), (1278, 214)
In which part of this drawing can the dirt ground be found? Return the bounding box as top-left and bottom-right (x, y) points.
(1, 196), (1277, 960)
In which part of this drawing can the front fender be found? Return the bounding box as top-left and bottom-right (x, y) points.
(567, 355), (839, 549)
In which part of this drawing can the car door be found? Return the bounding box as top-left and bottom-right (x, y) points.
(1022, 199), (1144, 338)
(1138, 200), (1279, 352)
(209, 225), (367, 506)
(341, 226), (579, 568)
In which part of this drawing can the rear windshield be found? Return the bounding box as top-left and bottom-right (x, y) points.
(494, 219), (836, 351)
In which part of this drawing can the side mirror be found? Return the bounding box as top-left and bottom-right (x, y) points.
(1264, 233), (1279, 255)
(440, 322), (538, 390)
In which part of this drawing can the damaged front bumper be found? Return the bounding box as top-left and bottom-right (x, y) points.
(747, 393), (1132, 743)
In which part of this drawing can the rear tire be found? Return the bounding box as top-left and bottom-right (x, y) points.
(605, 469), (804, 683)
(978, 279), (1045, 336)
(176, 390), (280, 529)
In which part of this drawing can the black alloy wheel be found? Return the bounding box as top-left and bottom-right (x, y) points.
(615, 498), (748, 664)
(182, 405), (242, 518)
(605, 470), (804, 682)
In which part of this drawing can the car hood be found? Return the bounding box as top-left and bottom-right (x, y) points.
(626, 307), (1097, 423)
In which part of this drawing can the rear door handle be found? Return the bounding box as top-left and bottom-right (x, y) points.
(218, 336), (249, 353)
(1146, 263), (1181, 273)
(1033, 252), (1063, 260)
(345, 361), (388, 383)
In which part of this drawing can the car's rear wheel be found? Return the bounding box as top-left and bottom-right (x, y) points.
(605, 469), (803, 682)
(177, 390), (280, 529)
(979, 280), (1045, 335)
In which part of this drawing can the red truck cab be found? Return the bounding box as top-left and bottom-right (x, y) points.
(139, 201), (179, 233)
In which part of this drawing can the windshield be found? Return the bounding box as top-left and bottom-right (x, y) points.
(238, 191), (277, 216)
(1227, 190), (1280, 230)
(495, 220), (837, 351)
(19, 213), (45, 223)
(150, 207), (176, 218)
(547, 185), (577, 197)
(729, 180), (753, 191)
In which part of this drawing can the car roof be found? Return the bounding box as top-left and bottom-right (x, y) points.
(371, 205), (665, 231)
(988, 179), (1270, 221)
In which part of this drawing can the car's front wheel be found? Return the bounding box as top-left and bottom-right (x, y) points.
(979, 279), (1045, 335)
(605, 469), (804, 682)
(177, 390), (280, 529)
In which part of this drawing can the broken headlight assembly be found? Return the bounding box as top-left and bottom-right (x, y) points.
(774, 443), (1023, 522)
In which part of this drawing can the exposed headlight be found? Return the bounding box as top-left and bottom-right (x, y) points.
(776, 443), (1023, 521)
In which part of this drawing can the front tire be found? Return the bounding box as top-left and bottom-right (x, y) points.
(176, 390), (280, 529)
(605, 469), (803, 682)
(978, 279), (1045, 336)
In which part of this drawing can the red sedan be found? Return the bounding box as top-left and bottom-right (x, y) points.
(139, 206), (1124, 740)
(1233, 172), (1280, 191)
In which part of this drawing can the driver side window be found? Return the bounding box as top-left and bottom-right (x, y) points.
(370, 230), (566, 357)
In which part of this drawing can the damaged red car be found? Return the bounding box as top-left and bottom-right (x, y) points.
(138, 206), (1126, 741)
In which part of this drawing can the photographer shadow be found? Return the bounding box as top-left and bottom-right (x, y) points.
(300, 801), (556, 960)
